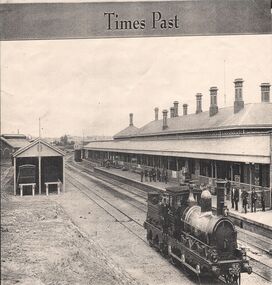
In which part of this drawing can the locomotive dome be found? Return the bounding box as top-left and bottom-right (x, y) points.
(201, 189), (212, 200)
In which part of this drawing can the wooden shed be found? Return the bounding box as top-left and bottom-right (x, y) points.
(13, 138), (65, 196)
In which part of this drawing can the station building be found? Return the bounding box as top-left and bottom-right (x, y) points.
(83, 79), (272, 202)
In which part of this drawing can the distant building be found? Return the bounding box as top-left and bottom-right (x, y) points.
(83, 80), (272, 194)
(0, 134), (30, 160)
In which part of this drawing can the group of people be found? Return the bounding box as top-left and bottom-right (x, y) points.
(230, 186), (266, 213)
(140, 168), (169, 184)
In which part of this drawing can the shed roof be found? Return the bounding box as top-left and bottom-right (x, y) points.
(0, 136), (30, 149)
(116, 103), (272, 138)
(2, 134), (27, 139)
(13, 138), (65, 158)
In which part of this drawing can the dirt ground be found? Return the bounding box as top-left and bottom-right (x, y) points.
(1, 176), (139, 285)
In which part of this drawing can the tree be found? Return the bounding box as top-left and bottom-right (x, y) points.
(60, 134), (68, 146)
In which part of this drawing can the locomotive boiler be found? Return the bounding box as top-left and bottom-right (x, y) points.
(144, 180), (252, 284)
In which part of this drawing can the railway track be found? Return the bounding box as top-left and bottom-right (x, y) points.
(65, 167), (221, 285)
(66, 158), (272, 283)
(66, 170), (147, 244)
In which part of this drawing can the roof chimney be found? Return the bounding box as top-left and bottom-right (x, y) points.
(196, 93), (203, 114)
(260, 83), (270, 102)
(129, 113), (133, 126)
(154, 107), (159, 120)
(173, 101), (179, 117)
(183, 104), (188, 115)
(234, 78), (244, 113)
(170, 107), (175, 118)
(162, 109), (168, 130)
(209, 87), (219, 116)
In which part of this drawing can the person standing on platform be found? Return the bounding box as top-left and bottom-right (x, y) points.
(251, 187), (257, 212)
(140, 169), (144, 183)
(149, 169), (153, 182)
(241, 188), (248, 214)
(225, 178), (231, 201)
(161, 169), (165, 183)
(144, 169), (148, 182)
(261, 190), (265, 211)
(234, 187), (239, 211)
(157, 168), (161, 182)
(152, 168), (157, 182)
(231, 187), (235, 208)
(165, 170), (168, 184)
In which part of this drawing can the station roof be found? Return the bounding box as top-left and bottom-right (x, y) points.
(0, 136), (30, 149)
(13, 138), (65, 158)
(114, 103), (272, 138)
(84, 133), (271, 164)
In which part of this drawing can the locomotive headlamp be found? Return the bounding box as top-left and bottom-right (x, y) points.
(242, 263), (252, 274)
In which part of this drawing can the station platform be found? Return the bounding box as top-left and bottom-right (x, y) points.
(93, 165), (272, 240)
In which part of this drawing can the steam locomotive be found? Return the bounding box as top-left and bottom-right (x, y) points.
(144, 180), (252, 284)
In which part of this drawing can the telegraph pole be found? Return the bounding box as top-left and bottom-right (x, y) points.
(224, 59), (226, 106)
(82, 130), (84, 159)
(38, 117), (41, 194)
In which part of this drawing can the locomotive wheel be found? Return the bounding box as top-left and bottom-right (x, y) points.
(160, 243), (168, 257)
(170, 255), (180, 267)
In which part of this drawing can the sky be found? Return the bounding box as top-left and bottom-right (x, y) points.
(1, 34), (272, 138)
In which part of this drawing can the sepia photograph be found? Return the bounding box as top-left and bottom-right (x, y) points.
(1, 1), (272, 285)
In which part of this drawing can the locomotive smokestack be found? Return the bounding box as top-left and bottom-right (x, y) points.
(216, 180), (226, 216)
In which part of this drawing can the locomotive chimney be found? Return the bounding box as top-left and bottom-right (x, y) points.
(162, 109), (168, 130)
(129, 113), (134, 126)
(200, 188), (212, 212)
(183, 104), (188, 115)
(260, 83), (270, 102)
(234, 78), (244, 113)
(216, 180), (226, 216)
(196, 93), (203, 114)
(173, 101), (179, 117)
(154, 107), (159, 120)
(170, 107), (175, 118)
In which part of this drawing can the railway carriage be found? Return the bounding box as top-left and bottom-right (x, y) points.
(144, 181), (252, 284)
(17, 164), (36, 184)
